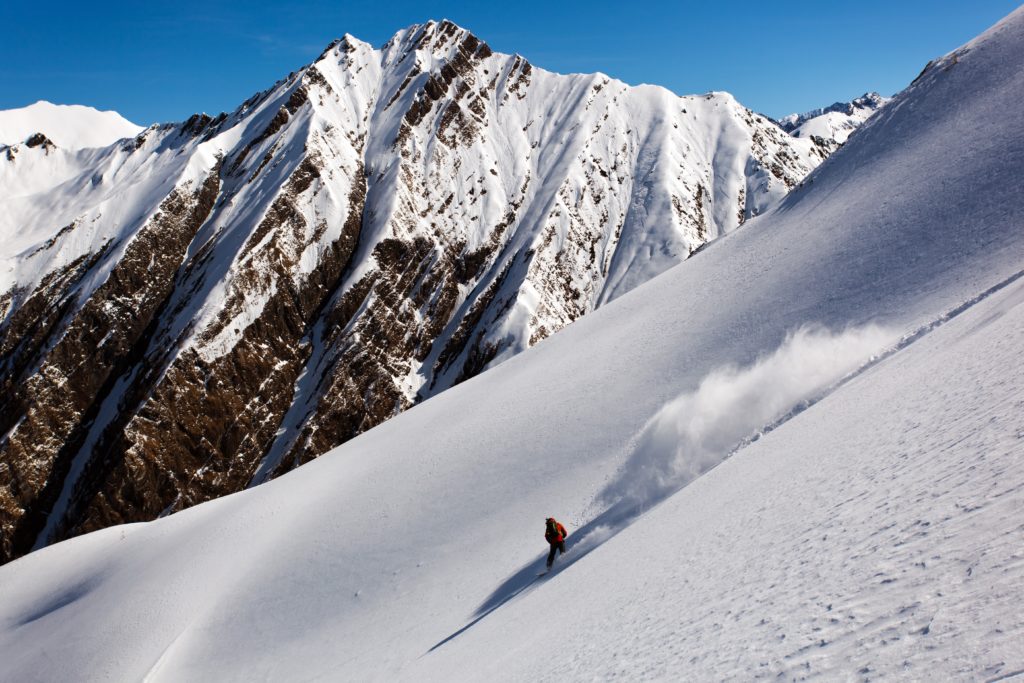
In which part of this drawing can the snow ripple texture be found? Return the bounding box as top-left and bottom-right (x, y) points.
(1, 6), (1024, 681)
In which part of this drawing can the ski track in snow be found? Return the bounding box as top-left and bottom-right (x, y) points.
(428, 269), (1024, 662)
(420, 261), (1024, 683)
(1, 7), (1024, 681)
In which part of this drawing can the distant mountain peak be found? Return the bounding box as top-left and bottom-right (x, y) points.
(2, 6), (1023, 679)
(375, 20), (491, 63)
(780, 91), (886, 128)
(0, 100), (144, 150)
(0, 19), (831, 563)
(777, 91), (890, 147)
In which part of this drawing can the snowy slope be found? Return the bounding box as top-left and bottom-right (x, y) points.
(1, 6), (1024, 681)
(420, 257), (1024, 681)
(0, 21), (829, 562)
(0, 101), (143, 149)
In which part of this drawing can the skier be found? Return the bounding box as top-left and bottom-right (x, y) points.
(544, 517), (568, 569)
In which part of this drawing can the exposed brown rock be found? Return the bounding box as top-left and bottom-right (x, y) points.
(25, 133), (55, 150)
(0, 26), (837, 566)
(231, 106), (291, 174)
(0, 168), (221, 562)
(181, 113), (213, 136)
(66, 157), (368, 536)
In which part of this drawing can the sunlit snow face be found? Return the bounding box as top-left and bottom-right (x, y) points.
(601, 324), (898, 511)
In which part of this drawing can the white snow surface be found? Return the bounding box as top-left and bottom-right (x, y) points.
(0, 100), (143, 150)
(779, 92), (889, 145)
(0, 21), (823, 393)
(2, 8), (1024, 681)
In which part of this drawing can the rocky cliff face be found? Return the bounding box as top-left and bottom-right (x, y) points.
(0, 20), (832, 562)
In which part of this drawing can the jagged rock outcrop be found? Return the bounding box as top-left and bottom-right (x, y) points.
(0, 20), (836, 562)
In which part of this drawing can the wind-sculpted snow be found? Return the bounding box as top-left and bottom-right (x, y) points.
(601, 324), (898, 513)
(1, 6), (1023, 679)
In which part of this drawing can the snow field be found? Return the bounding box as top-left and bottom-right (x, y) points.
(0, 6), (1023, 681)
(602, 324), (900, 512)
(419, 273), (1024, 681)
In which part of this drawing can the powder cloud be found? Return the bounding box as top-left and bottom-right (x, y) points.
(600, 324), (899, 513)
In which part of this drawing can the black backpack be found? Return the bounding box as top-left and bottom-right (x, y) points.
(546, 519), (559, 539)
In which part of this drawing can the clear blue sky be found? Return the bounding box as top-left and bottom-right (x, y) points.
(2, 1), (1019, 125)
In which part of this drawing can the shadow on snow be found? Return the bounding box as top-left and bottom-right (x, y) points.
(427, 500), (642, 653)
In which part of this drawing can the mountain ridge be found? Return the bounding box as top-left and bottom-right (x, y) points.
(0, 6), (1021, 678)
(777, 91), (890, 148)
(1, 20), (840, 562)
(0, 100), (144, 150)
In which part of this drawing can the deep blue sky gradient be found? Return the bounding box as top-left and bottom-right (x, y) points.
(2, 1), (1019, 125)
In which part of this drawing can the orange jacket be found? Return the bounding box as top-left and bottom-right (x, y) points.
(545, 519), (567, 544)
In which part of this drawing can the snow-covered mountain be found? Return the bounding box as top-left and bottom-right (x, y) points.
(0, 101), (143, 150)
(0, 21), (831, 562)
(0, 6), (1022, 680)
(778, 91), (889, 149)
